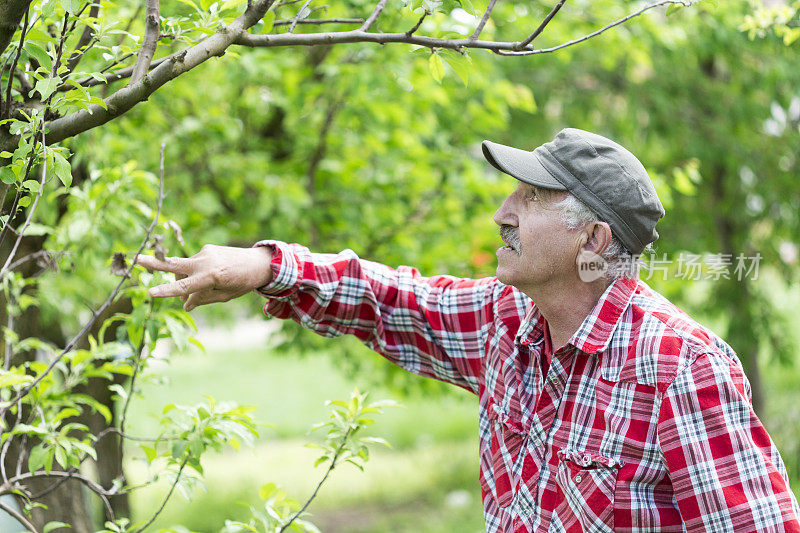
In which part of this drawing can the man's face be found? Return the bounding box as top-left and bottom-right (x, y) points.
(492, 182), (583, 291)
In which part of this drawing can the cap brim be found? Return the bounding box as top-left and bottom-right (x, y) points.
(482, 140), (567, 190)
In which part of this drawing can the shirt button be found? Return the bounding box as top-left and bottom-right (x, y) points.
(574, 475), (582, 483)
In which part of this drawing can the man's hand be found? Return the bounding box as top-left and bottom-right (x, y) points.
(135, 244), (274, 311)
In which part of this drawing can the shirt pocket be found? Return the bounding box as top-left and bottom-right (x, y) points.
(554, 449), (623, 532)
(479, 400), (529, 508)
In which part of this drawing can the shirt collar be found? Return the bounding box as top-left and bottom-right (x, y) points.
(568, 277), (638, 354)
(516, 277), (638, 354)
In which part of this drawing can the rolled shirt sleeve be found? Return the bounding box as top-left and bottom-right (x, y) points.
(253, 240), (501, 394)
(657, 352), (800, 532)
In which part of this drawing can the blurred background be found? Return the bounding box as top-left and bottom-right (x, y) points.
(3, 0), (800, 530)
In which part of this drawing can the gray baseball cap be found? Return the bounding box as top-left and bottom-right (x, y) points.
(482, 128), (665, 255)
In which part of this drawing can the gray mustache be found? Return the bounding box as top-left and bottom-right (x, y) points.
(499, 225), (521, 255)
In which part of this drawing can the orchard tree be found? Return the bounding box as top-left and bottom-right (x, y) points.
(0, 0), (707, 530)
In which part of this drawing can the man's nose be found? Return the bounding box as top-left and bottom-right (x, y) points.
(493, 195), (518, 227)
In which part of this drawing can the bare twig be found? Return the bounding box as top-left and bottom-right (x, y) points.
(2, 469), (116, 519)
(499, 0), (689, 55)
(288, 0), (313, 33)
(405, 10), (428, 37)
(279, 426), (352, 532)
(274, 17), (362, 26)
(3, 249), (59, 274)
(0, 140), (166, 419)
(129, 0), (160, 84)
(359, 0), (388, 31)
(239, 0), (691, 54)
(3, 312), (12, 370)
(469, 0), (496, 40)
(3, 8), (28, 118)
(133, 455), (188, 533)
(518, 0), (566, 48)
(0, 399), (24, 482)
(0, 498), (38, 532)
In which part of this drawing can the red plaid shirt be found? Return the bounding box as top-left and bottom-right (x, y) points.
(256, 241), (800, 532)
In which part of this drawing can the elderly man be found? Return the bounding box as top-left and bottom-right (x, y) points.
(137, 128), (800, 532)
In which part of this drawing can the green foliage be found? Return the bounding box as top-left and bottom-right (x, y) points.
(220, 390), (396, 533)
(1, 0), (799, 529)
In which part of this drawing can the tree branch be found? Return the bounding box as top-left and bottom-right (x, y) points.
(2, 469), (115, 520)
(518, 0), (566, 48)
(2, 0), (688, 152)
(405, 10), (428, 37)
(279, 426), (352, 533)
(133, 455), (188, 533)
(287, 0), (313, 33)
(0, 0), (32, 58)
(469, 0), (496, 40)
(234, 0), (689, 55)
(500, 0), (688, 55)
(359, 0), (388, 31)
(3, 7), (28, 118)
(129, 0), (160, 84)
(40, 0), (275, 146)
(274, 17), (362, 26)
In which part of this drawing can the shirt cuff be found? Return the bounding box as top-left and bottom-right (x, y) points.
(252, 240), (299, 298)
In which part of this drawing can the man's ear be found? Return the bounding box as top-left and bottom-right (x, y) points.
(582, 221), (612, 255)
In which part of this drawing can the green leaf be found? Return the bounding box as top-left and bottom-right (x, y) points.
(665, 3), (684, 16)
(60, 0), (81, 14)
(0, 371), (34, 388)
(258, 482), (278, 500)
(44, 521), (72, 533)
(360, 436), (391, 447)
(428, 53), (444, 83)
(0, 166), (16, 184)
(441, 50), (471, 86)
(220, 0), (247, 10)
(52, 151), (72, 187)
(24, 42), (53, 72)
(33, 76), (62, 101)
(175, 0), (202, 13)
(18, 196), (31, 208)
(141, 445), (158, 462)
(28, 445), (49, 472)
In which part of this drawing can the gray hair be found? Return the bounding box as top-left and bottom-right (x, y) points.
(557, 194), (646, 280)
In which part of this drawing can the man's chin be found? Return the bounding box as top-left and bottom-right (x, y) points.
(495, 266), (514, 286)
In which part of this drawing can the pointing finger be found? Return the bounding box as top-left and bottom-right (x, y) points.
(135, 254), (194, 276)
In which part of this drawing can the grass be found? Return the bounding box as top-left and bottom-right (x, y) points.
(124, 344), (485, 532)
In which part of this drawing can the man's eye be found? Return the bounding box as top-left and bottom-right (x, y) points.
(527, 190), (539, 201)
